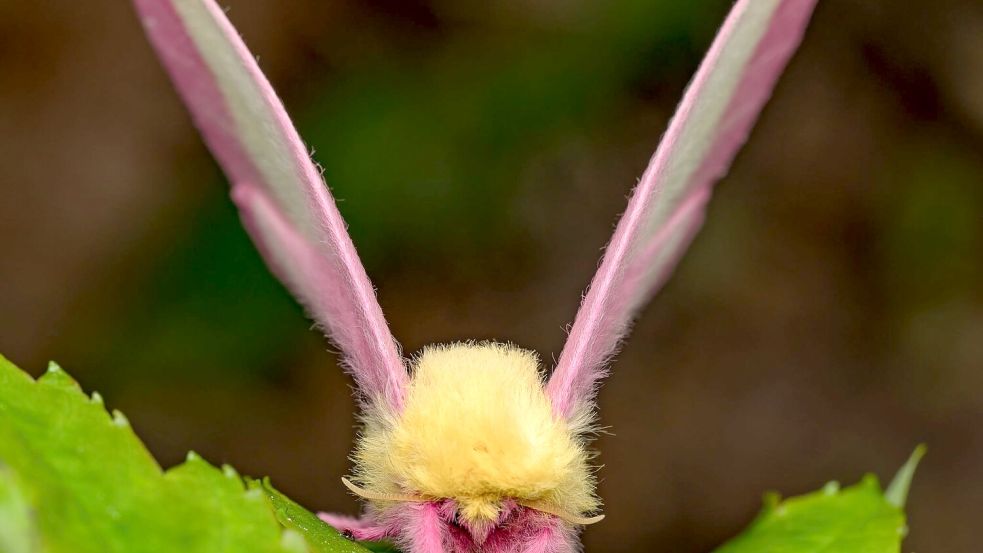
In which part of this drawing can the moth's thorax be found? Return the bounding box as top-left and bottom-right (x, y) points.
(354, 342), (597, 525)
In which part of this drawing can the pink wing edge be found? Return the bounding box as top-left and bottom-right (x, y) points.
(547, 0), (819, 419)
(132, 0), (408, 409)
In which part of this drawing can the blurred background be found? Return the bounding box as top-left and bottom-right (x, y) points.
(1, 0), (981, 551)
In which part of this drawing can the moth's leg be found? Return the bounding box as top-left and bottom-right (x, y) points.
(318, 512), (392, 541)
(404, 502), (447, 553)
(517, 520), (578, 553)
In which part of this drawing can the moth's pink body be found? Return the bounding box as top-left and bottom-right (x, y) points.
(321, 502), (575, 553)
(133, 0), (817, 551)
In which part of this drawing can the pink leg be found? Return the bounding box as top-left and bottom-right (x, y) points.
(403, 502), (446, 553)
(318, 511), (392, 541)
(518, 520), (578, 553)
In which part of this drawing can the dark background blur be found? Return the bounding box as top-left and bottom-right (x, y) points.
(1, 0), (981, 551)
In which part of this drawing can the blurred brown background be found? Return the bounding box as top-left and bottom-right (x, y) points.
(1, 0), (981, 551)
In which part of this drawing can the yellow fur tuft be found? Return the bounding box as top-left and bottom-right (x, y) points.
(353, 342), (598, 523)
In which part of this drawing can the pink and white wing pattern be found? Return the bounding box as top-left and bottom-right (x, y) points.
(133, 0), (408, 409)
(548, 0), (818, 418)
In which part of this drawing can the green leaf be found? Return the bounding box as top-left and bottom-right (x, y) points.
(713, 455), (922, 553)
(0, 355), (369, 553)
(255, 478), (367, 553)
(885, 445), (926, 509)
(354, 543), (400, 553)
(0, 466), (37, 553)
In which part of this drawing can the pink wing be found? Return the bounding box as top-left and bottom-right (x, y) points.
(133, 0), (407, 409)
(547, 0), (818, 418)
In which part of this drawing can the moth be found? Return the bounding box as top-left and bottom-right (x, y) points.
(133, 1), (817, 552)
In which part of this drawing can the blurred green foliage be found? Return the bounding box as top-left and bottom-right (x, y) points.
(300, 0), (716, 266)
(71, 190), (311, 386)
(878, 145), (982, 311)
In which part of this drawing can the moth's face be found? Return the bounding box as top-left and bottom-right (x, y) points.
(354, 343), (598, 530)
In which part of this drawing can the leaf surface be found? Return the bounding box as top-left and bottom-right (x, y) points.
(713, 450), (924, 553)
(0, 356), (368, 553)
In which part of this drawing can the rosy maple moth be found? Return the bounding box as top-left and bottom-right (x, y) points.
(132, 1), (818, 551)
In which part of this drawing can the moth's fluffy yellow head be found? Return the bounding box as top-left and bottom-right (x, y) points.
(354, 342), (597, 523)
